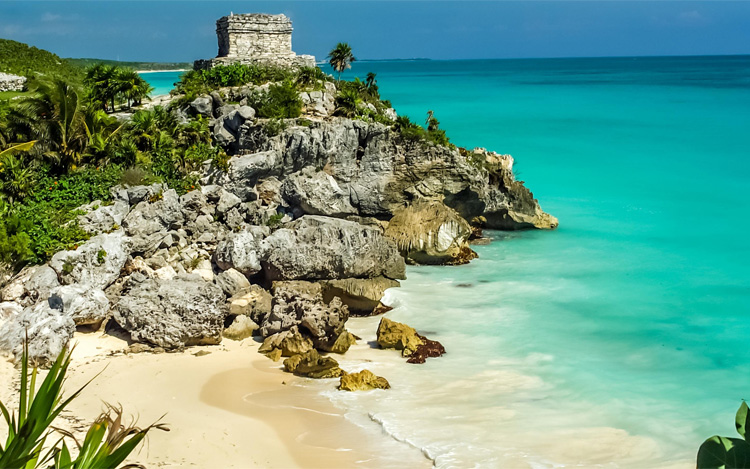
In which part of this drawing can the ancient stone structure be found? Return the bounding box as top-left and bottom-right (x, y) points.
(194, 13), (316, 70)
(0, 73), (26, 92)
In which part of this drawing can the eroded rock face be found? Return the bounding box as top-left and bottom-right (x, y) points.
(113, 274), (228, 349)
(261, 283), (350, 353)
(0, 265), (60, 307)
(338, 369), (390, 391)
(320, 277), (400, 315)
(259, 216), (405, 281)
(280, 167), (357, 218)
(222, 315), (259, 341)
(228, 285), (273, 325)
(0, 302), (75, 367)
(214, 230), (261, 276)
(50, 231), (130, 290)
(259, 325), (313, 357)
(385, 200), (477, 265)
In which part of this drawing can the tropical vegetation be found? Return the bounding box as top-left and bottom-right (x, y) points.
(0, 341), (167, 468)
(327, 42), (356, 81)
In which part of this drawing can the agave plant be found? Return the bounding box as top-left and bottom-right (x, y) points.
(0, 341), (167, 469)
(697, 401), (750, 468)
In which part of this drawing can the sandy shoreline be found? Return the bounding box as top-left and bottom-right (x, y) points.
(0, 331), (430, 468)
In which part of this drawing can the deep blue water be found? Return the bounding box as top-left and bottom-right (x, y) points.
(144, 56), (750, 466)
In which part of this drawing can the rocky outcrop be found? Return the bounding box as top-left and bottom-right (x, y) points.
(0, 301), (75, 366)
(261, 282), (352, 353)
(213, 229), (262, 277)
(283, 349), (344, 379)
(280, 167), (357, 218)
(113, 274), (228, 349)
(259, 325), (313, 357)
(385, 200), (477, 265)
(320, 277), (399, 315)
(228, 285), (272, 325)
(259, 216), (405, 281)
(0, 265), (60, 307)
(376, 317), (445, 364)
(338, 370), (390, 391)
(222, 314), (258, 341)
(226, 119), (556, 230)
(0, 72), (26, 92)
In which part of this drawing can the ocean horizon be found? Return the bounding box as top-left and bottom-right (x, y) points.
(145, 53), (750, 466)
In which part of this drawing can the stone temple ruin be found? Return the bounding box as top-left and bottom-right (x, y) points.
(194, 13), (316, 70)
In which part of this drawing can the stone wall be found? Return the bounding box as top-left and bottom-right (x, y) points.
(0, 73), (26, 92)
(194, 13), (316, 70)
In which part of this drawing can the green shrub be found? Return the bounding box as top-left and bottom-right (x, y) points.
(250, 80), (302, 119)
(96, 248), (107, 265)
(266, 213), (285, 227)
(264, 118), (288, 137)
(175, 64), (295, 96)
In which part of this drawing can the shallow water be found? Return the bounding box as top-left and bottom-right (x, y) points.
(144, 56), (750, 466)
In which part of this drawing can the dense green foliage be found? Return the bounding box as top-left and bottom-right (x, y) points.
(85, 64), (153, 112)
(0, 342), (166, 468)
(174, 64), (331, 105)
(67, 57), (191, 71)
(0, 39), (84, 84)
(697, 401), (750, 468)
(393, 112), (453, 148)
(249, 80), (303, 119)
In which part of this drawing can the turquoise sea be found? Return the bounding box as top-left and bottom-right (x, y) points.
(143, 56), (750, 467)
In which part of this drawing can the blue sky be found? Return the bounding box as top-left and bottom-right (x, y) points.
(1, 1), (749, 62)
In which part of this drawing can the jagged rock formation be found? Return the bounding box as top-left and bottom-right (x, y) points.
(339, 370), (391, 391)
(0, 65), (556, 366)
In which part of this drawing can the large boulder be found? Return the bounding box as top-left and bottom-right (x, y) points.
(213, 229), (261, 277)
(259, 216), (405, 281)
(49, 230), (130, 290)
(0, 301), (22, 329)
(376, 317), (445, 364)
(385, 200), (477, 265)
(48, 284), (110, 326)
(222, 315), (259, 341)
(213, 151), (281, 202)
(1, 265), (60, 307)
(280, 167), (357, 218)
(122, 189), (184, 253)
(283, 349), (344, 379)
(320, 277), (400, 315)
(261, 284), (351, 353)
(338, 370), (390, 391)
(0, 301), (75, 367)
(113, 274), (228, 349)
(214, 268), (251, 297)
(258, 325), (314, 357)
(190, 95), (213, 117)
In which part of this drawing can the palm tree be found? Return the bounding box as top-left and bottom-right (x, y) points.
(328, 43), (356, 82)
(0, 154), (34, 206)
(115, 68), (153, 108)
(12, 80), (88, 171)
(333, 89), (362, 117)
(365, 72), (377, 89)
(85, 64), (119, 112)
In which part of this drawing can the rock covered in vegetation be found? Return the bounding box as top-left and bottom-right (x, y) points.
(338, 369), (390, 391)
(49, 230), (130, 290)
(283, 349), (345, 379)
(259, 216), (405, 281)
(113, 273), (228, 349)
(385, 200), (477, 265)
(0, 301), (75, 366)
